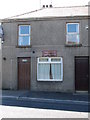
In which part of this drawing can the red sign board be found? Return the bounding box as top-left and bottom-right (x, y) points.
(42, 50), (57, 57)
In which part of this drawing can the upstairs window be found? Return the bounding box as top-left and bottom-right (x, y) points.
(66, 23), (80, 45)
(37, 57), (63, 81)
(18, 25), (31, 46)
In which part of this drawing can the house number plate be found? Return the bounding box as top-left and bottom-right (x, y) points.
(22, 59), (28, 62)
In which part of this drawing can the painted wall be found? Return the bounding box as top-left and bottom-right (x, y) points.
(2, 17), (89, 92)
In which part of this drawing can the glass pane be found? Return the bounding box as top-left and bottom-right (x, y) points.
(39, 58), (48, 62)
(67, 34), (79, 44)
(67, 24), (79, 33)
(19, 26), (30, 34)
(51, 63), (61, 79)
(19, 36), (30, 46)
(38, 63), (50, 79)
(51, 58), (61, 62)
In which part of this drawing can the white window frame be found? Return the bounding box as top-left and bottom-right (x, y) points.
(18, 25), (31, 46)
(37, 57), (63, 81)
(66, 23), (80, 44)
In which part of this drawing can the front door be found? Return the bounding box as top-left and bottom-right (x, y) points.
(18, 57), (31, 90)
(75, 56), (89, 91)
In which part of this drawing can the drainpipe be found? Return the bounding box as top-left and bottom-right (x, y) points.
(0, 23), (2, 90)
(10, 59), (13, 90)
(0, 23), (2, 105)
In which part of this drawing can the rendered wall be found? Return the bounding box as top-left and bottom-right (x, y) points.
(2, 17), (89, 92)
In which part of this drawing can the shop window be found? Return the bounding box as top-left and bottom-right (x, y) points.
(18, 25), (31, 46)
(66, 23), (80, 45)
(37, 57), (63, 81)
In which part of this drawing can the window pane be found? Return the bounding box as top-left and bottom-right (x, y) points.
(19, 26), (30, 34)
(51, 58), (61, 62)
(19, 36), (30, 46)
(39, 58), (48, 62)
(38, 63), (50, 79)
(67, 34), (79, 44)
(51, 63), (61, 79)
(67, 24), (79, 33)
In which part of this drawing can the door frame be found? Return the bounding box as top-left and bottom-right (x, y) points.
(17, 57), (31, 90)
(74, 56), (89, 92)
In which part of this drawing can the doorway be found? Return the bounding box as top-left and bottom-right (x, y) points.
(18, 57), (31, 90)
(75, 56), (89, 91)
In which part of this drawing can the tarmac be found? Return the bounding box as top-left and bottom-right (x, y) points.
(0, 90), (89, 104)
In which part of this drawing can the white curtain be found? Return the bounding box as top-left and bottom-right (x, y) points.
(67, 34), (79, 43)
(51, 63), (61, 79)
(38, 63), (61, 80)
(38, 63), (50, 79)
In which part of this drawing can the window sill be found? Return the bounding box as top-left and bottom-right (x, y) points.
(37, 79), (63, 82)
(16, 45), (32, 48)
(65, 44), (82, 47)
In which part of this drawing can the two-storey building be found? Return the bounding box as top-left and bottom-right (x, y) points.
(1, 5), (89, 93)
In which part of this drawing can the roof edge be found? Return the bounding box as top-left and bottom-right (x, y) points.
(1, 16), (90, 23)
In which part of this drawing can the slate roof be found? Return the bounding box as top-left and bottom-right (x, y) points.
(6, 5), (89, 19)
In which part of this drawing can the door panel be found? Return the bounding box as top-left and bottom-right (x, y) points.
(75, 56), (89, 91)
(18, 58), (31, 90)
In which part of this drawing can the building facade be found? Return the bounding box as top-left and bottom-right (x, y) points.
(1, 6), (89, 92)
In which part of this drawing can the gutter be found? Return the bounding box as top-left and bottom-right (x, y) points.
(1, 16), (90, 23)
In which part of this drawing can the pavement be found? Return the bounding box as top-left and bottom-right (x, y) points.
(0, 105), (88, 118)
(0, 90), (89, 104)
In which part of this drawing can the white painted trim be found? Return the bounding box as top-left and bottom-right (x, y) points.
(38, 57), (62, 63)
(37, 79), (63, 81)
(37, 57), (63, 81)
